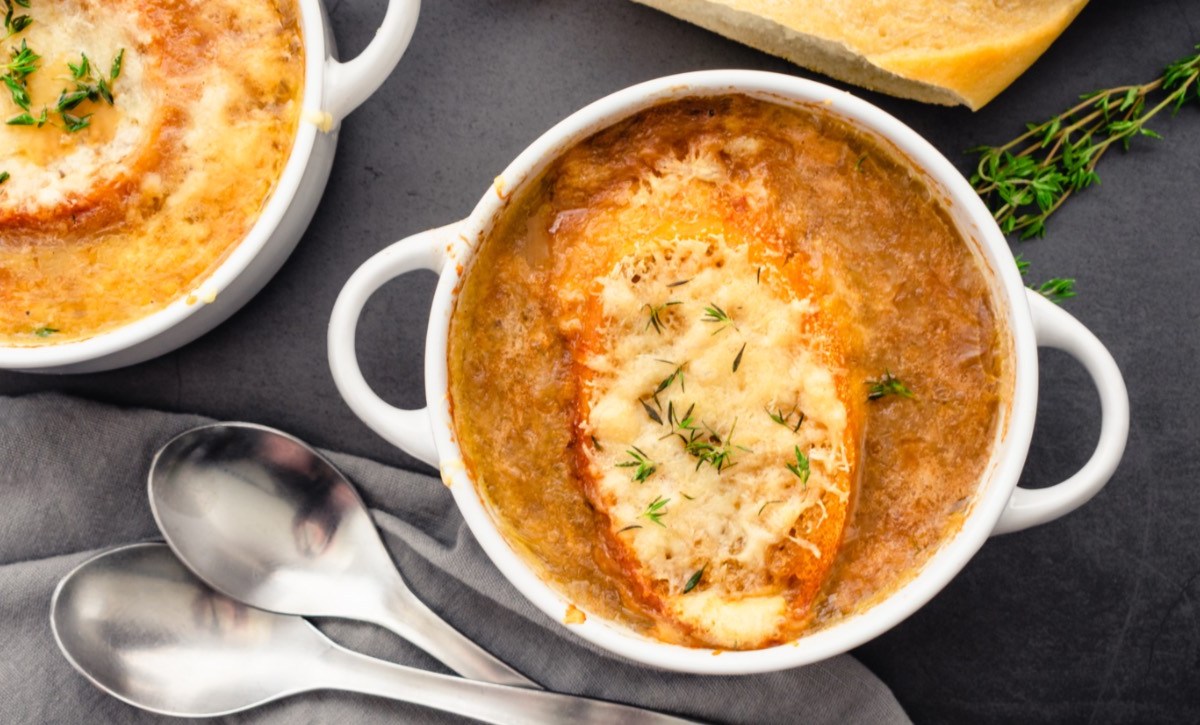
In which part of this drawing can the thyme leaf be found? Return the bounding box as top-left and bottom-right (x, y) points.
(767, 404), (805, 432)
(683, 564), (706, 593)
(643, 300), (681, 334)
(616, 446), (657, 483)
(758, 499), (783, 516)
(867, 370), (915, 401)
(642, 495), (670, 527)
(786, 446), (810, 486)
(639, 397), (663, 425)
(702, 302), (735, 334)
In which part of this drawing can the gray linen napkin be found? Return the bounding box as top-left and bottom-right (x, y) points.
(0, 393), (908, 724)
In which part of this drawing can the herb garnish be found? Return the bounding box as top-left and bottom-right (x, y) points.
(702, 302), (735, 334)
(616, 446), (657, 483)
(0, 171), (8, 184)
(682, 418), (748, 474)
(867, 371), (914, 401)
(786, 446), (811, 486)
(54, 49), (124, 133)
(758, 499), (783, 516)
(971, 44), (1200, 240)
(767, 404), (805, 432)
(1015, 253), (1076, 304)
(616, 524), (642, 534)
(643, 300), (681, 334)
(732, 343), (746, 373)
(683, 564), (706, 593)
(654, 364), (685, 397)
(639, 397), (663, 425)
(855, 153), (868, 172)
(666, 278), (691, 288)
(33, 325), (57, 337)
(3, 38), (38, 124)
(642, 496), (670, 527)
(2, 0), (32, 40)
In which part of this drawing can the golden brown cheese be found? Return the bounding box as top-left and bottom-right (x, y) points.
(546, 134), (866, 647)
(448, 95), (1010, 649)
(0, 0), (304, 344)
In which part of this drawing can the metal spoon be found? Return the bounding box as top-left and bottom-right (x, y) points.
(51, 544), (693, 722)
(147, 422), (535, 688)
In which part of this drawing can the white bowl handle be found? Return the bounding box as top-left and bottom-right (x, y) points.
(324, 0), (421, 122)
(328, 225), (454, 468)
(992, 291), (1130, 535)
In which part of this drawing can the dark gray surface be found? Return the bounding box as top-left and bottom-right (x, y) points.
(1, 0), (1197, 721)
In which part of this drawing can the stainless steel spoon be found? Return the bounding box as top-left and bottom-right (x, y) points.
(50, 544), (693, 722)
(147, 422), (535, 688)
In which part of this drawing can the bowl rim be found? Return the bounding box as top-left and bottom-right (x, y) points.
(426, 70), (1039, 673)
(0, 0), (329, 369)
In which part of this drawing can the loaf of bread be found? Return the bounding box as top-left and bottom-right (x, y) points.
(631, 0), (1089, 109)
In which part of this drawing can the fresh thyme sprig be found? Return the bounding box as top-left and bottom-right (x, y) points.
(54, 49), (124, 133)
(2, 0), (32, 40)
(1032, 277), (1077, 304)
(786, 446), (811, 486)
(2, 38), (38, 123)
(767, 404), (805, 432)
(687, 418), (749, 474)
(701, 302), (736, 334)
(643, 300), (680, 334)
(642, 496), (670, 527)
(971, 44), (1200, 240)
(654, 364), (685, 398)
(1015, 254), (1077, 304)
(616, 446), (657, 483)
(867, 371), (914, 401)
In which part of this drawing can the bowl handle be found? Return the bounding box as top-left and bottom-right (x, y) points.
(328, 225), (454, 468)
(992, 291), (1130, 535)
(324, 0), (421, 122)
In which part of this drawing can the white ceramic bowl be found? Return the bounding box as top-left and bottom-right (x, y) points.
(0, 0), (421, 374)
(329, 71), (1130, 674)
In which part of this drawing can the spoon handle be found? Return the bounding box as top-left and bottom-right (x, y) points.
(320, 643), (696, 725)
(376, 586), (539, 688)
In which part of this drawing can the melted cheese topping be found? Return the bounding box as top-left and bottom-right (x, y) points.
(0, 0), (303, 344)
(546, 130), (864, 648)
(579, 238), (854, 646)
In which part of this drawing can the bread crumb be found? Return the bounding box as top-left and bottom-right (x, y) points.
(302, 109), (335, 133)
(564, 604), (586, 625)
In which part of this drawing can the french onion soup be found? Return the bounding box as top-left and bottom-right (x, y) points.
(448, 95), (1011, 649)
(0, 0), (303, 344)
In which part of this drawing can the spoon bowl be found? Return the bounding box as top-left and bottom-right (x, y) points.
(51, 543), (339, 716)
(148, 422), (534, 687)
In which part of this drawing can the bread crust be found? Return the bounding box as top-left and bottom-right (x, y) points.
(632, 0), (1089, 109)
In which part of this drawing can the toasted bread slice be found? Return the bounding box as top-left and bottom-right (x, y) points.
(632, 0), (1089, 109)
(550, 133), (865, 648)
